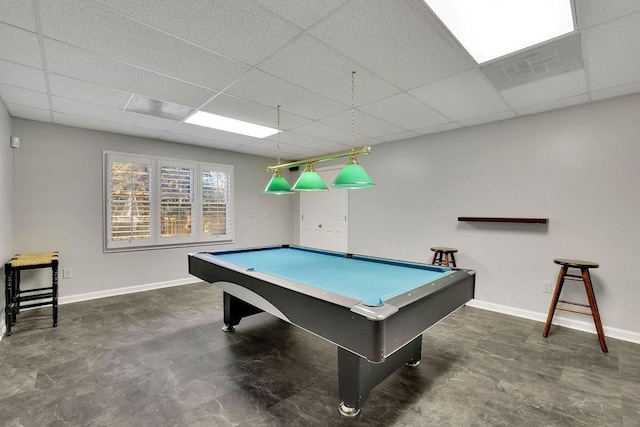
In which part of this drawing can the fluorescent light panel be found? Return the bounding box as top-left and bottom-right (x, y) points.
(185, 111), (279, 138)
(425, 0), (575, 63)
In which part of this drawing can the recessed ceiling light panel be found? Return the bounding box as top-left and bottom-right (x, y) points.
(185, 111), (279, 138)
(125, 94), (194, 121)
(425, 0), (575, 63)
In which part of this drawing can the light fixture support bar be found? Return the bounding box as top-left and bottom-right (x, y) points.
(267, 146), (371, 173)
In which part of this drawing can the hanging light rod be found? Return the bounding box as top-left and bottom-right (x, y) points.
(267, 146), (371, 173)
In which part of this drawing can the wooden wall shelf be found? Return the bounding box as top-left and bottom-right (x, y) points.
(458, 217), (548, 224)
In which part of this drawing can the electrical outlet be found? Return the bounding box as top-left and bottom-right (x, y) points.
(63, 268), (72, 279)
(542, 280), (552, 293)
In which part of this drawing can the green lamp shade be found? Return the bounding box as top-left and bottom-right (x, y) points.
(263, 170), (293, 194)
(292, 164), (329, 191)
(332, 163), (375, 189)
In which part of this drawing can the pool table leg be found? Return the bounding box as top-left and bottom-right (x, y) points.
(222, 292), (263, 332)
(337, 335), (423, 416)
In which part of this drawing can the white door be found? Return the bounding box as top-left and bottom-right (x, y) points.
(299, 167), (348, 252)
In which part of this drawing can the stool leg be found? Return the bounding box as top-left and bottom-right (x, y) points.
(543, 266), (567, 338)
(11, 270), (18, 325)
(52, 261), (59, 327)
(450, 253), (457, 268)
(444, 253), (450, 267)
(581, 268), (607, 353)
(431, 252), (438, 265)
(4, 265), (12, 336)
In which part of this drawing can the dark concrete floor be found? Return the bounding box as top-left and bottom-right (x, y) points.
(1, 282), (638, 426)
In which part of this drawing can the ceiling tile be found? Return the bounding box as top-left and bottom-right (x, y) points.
(170, 122), (259, 145)
(320, 109), (403, 138)
(235, 142), (292, 159)
(586, 11), (640, 92)
(515, 94), (589, 116)
(51, 96), (178, 130)
(39, 0), (249, 91)
(0, 59), (46, 92)
(501, 70), (587, 109)
(258, 34), (399, 106)
(44, 39), (215, 108)
(410, 69), (510, 121)
(253, 0), (348, 29)
(93, 0), (301, 65)
(5, 103), (52, 122)
(577, 0), (640, 29)
(290, 120), (363, 144)
(264, 131), (345, 152)
(225, 69), (347, 120)
(53, 111), (165, 139)
(200, 93), (311, 130)
(49, 74), (130, 109)
(310, 0), (472, 90)
(413, 122), (461, 135)
(242, 139), (316, 158)
(458, 110), (517, 127)
(591, 81), (640, 102)
(161, 132), (241, 151)
(0, 0), (37, 31)
(0, 23), (42, 68)
(359, 93), (450, 130)
(0, 84), (49, 109)
(376, 131), (419, 143)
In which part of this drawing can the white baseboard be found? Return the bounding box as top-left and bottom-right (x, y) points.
(467, 299), (640, 345)
(5, 285), (639, 346)
(59, 277), (198, 305)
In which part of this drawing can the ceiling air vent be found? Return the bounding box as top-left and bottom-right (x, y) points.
(480, 31), (583, 91)
(124, 94), (194, 121)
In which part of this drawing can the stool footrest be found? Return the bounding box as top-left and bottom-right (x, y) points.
(557, 307), (592, 316)
(20, 301), (56, 310)
(18, 292), (54, 302)
(564, 274), (583, 281)
(20, 286), (54, 293)
(558, 299), (590, 308)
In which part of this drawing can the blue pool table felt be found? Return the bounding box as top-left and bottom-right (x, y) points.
(215, 247), (452, 306)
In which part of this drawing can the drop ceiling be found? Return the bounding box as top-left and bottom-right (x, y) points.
(1, 0), (640, 160)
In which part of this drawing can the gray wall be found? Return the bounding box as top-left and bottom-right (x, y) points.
(343, 93), (640, 339)
(11, 119), (293, 300)
(0, 103), (13, 333)
(8, 93), (640, 342)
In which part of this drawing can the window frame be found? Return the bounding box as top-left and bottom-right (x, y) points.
(103, 151), (234, 251)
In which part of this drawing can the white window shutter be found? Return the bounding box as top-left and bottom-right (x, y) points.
(106, 154), (153, 249)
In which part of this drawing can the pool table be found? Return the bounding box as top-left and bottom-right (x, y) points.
(188, 245), (475, 416)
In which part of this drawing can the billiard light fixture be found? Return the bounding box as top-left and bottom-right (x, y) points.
(263, 105), (294, 194)
(265, 146), (372, 192)
(263, 72), (375, 193)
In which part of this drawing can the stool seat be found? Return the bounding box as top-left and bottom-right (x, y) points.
(543, 258), (607, 352)
(430, 247), (458, 267)
(554, 259), (599, 269)
(430, 247), (458, 253)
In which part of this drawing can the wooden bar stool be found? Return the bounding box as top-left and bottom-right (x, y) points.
(430, 247), (457, 267)
(542, 258), (607, 352)
(4, 252), (59, 336)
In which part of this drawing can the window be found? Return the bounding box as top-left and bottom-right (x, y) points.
(104, 152), (233, 250)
